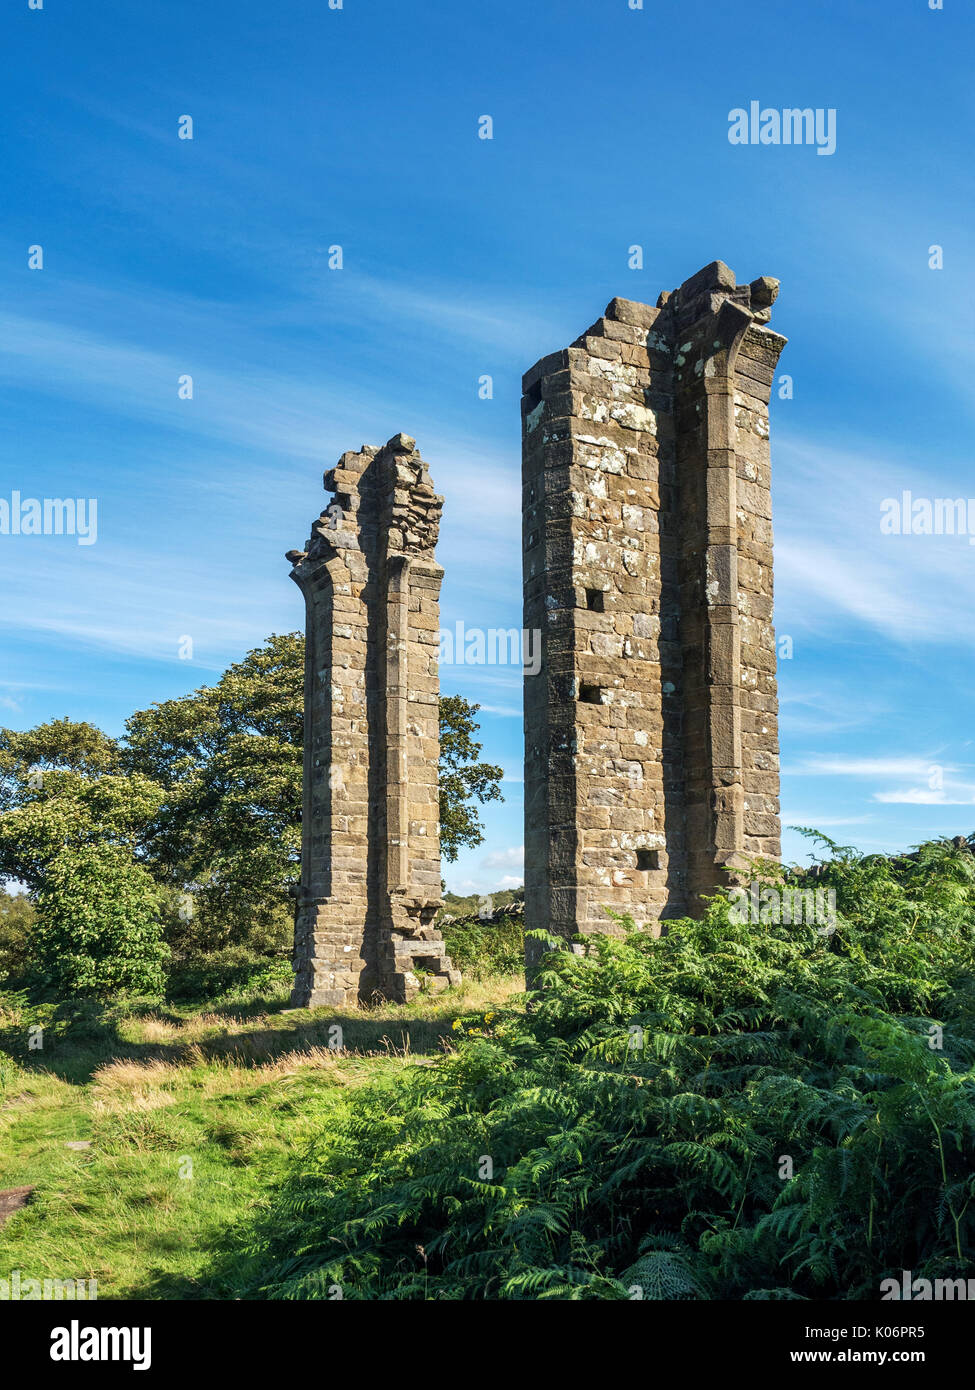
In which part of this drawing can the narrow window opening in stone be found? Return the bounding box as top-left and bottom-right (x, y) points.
(585, 589), (604, 612)
(636, 849), (660, 871)
(525, 380), (542, 410)
(579, 683), (604, 704)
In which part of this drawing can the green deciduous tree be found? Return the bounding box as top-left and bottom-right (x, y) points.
(123, 634), (504, 951)
(438, 694), (504, 862)
(33, 843), (166, 996)
(0, 888), (35, 981)
(0, 765), (163, 892)
(0, 718), (121, 815)
(0, 633), (504, 995)
(123, 632), (304, 962)
(0, 729), (167, 996)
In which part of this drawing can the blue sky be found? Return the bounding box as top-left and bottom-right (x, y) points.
(2, 0), (973, 895)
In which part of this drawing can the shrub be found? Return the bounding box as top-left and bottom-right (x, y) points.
(33, 843), (168, 997)
(165, 945), (293, 1002)
(0, 889), (34, 984)
(226, 836), (975, 1300)
(441, 911), (524, 980)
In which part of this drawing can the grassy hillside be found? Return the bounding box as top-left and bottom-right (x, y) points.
(0, 975), (523, 1298)
(6, 837), (975, 1301)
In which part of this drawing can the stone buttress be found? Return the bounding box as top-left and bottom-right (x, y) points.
(522, 260), (786, 963)
(287, 434), (460, 1007)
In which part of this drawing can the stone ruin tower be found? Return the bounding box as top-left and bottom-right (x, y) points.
(522, 260), (785, 964)
(286, 433), (460, 1007)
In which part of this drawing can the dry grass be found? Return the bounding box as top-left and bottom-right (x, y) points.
(123, 1014), (180, 1044)
(91, 1058), (184, 1114)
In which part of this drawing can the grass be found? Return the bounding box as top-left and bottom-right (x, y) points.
(0, 973), (523, 1299)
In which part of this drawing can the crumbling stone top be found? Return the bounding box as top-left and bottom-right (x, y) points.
(600, 262), (782, 341)
(650, 259), (780, 325)
(524, 261), (783, 396)
(286, 433), (444, 573)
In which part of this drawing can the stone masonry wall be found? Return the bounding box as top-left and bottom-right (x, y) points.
(522, 261), (785, 964)
(286, 433), (460, 1008)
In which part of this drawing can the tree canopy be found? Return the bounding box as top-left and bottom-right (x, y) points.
(0, 632), (504, 993)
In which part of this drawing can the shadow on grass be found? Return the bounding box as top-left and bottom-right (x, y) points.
(0, 989), (510, 1085)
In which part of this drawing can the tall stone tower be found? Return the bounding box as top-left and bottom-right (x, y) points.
(286, 433), (460, 1008)
(522, 261), (785, 962)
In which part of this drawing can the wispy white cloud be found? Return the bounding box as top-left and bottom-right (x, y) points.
(787, 756), (943, 779)
(873, 787), (975, 806)
(783, 753), (975, 810)
(313, 270), (566, 360)
(778, 685), (891, 737)
(481, 845), (524, 871)
(0, 543), (287, 670)
(0, 305), (367, 464)
(783, 814), (874, 827)
(775, 433), (975, 647)
(0, 275), (525, 668)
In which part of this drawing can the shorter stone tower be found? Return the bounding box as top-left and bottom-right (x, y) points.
(522, 261), (785, 963)
(286, 434), (460, 1008)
